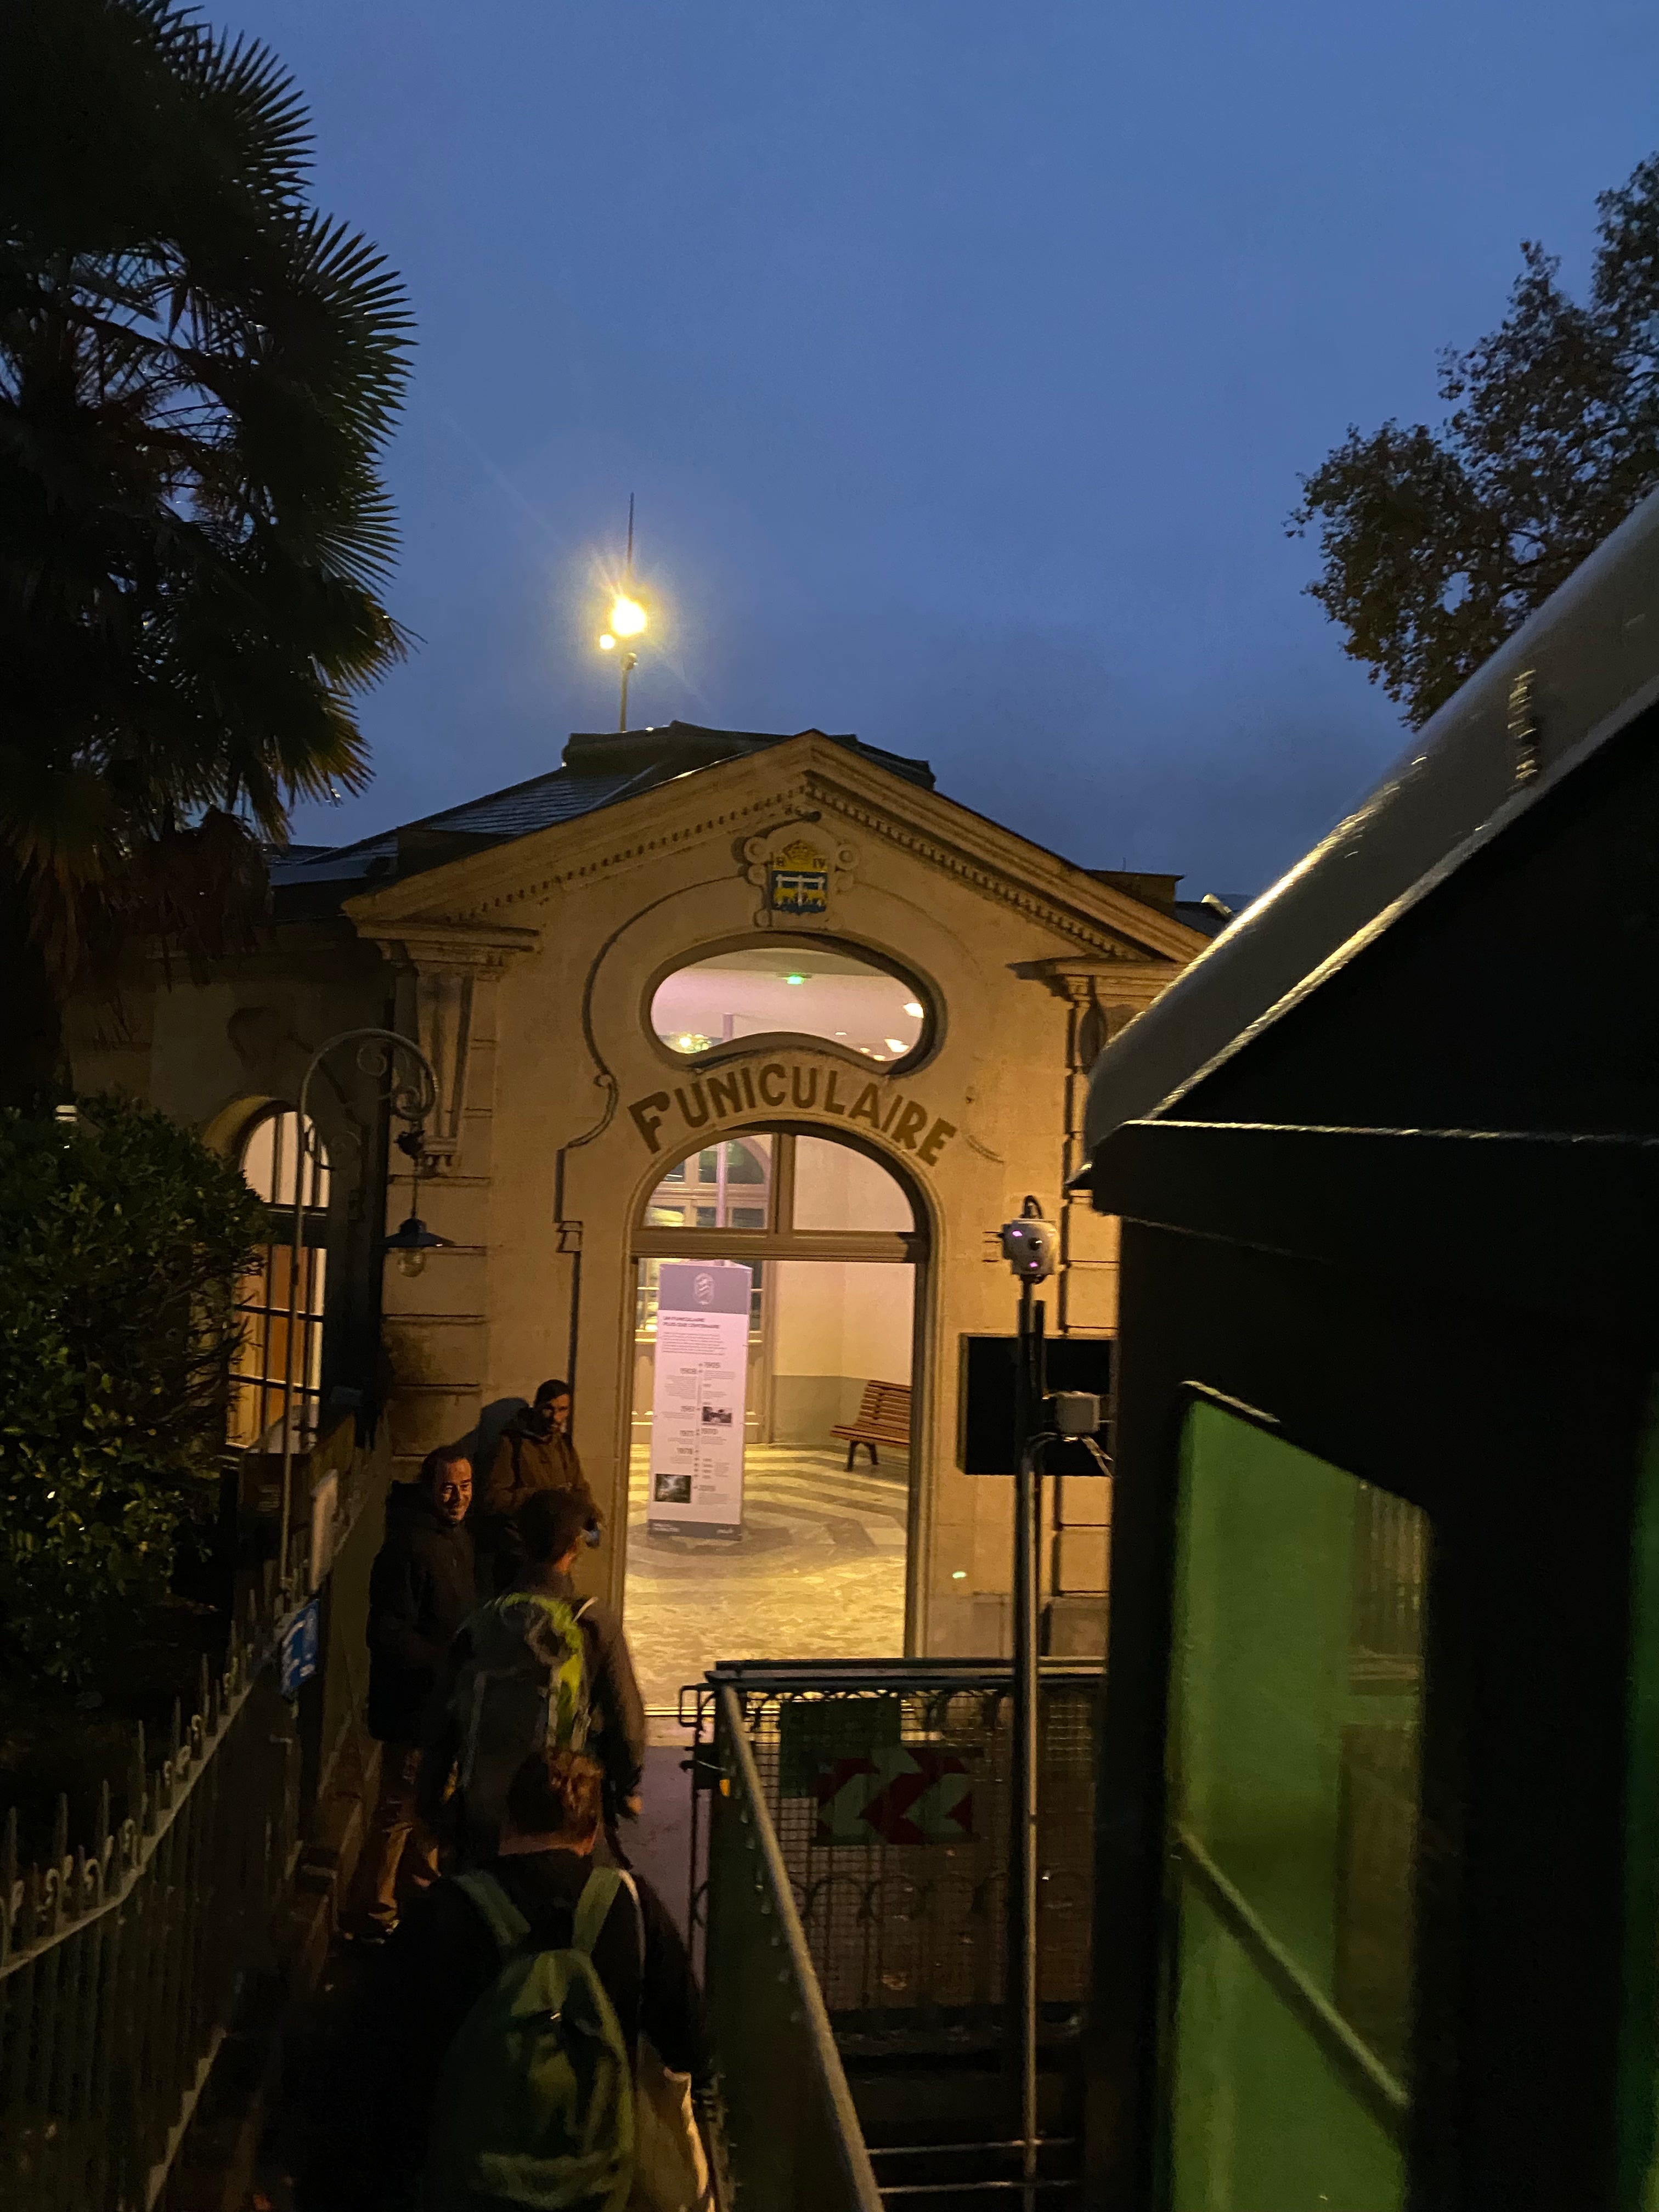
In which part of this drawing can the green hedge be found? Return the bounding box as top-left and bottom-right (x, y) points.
(0, 1096), (268, 1685)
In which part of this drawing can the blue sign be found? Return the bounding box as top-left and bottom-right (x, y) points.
(279, 1595), (321, 1699)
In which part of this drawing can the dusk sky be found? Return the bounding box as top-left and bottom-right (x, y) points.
(230, 1), (1659, 899)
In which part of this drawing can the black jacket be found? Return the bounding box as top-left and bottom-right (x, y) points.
(417, 1565), (647, 1827)
(367, 1849), (710, 2206)
(366, 1483), (477, 1743)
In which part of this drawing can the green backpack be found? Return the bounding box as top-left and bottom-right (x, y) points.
(450, 1591), (595, 1855)
(421, 1866), (636, 2212)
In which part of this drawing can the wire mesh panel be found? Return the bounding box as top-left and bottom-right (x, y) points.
(704, 1687), (883, 2212)
(695, 1663), (1101, 2028)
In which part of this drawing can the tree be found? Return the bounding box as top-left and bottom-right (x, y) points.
(0, 0), (412, 1102)
(1290, 154), (1659, 729)
(0, 1094), (268, 1685)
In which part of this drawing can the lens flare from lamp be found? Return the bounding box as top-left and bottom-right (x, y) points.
(610, 595), (646, 637)
(599, 634), (617, 651)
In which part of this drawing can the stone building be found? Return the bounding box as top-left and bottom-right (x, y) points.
(69, 721), (1220, 1694)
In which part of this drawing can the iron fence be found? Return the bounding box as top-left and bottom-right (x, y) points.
(705, 1683), (884, 2212)
(0, 1418), (390, 2212)
(687, 1660), (1102, 2034)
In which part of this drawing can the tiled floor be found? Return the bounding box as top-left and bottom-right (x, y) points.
(621, 1443), (909, 1720)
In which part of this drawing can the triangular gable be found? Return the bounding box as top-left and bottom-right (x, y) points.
(344, 732), (1209, 968)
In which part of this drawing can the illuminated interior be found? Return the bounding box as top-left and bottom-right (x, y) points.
(651, 945), (926, 1063)
(625, 1128), (920, 1716)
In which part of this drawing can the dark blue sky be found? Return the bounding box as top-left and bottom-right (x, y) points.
(230, 1), (1659, 896)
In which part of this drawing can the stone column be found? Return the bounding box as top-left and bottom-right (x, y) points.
(359, 919), (538, 1481)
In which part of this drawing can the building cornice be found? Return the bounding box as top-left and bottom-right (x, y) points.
(356, 917), (543, 973)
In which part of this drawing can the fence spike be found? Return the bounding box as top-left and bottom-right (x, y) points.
(1, 1804), (16, 1967)
(131, 1720), (149, 1833)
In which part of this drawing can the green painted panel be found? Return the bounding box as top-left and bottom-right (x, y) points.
(1621, 1388), (1659, 2212)
(1164, 1400), (1427, 2210)
(1171, 1887), (1405, 2212)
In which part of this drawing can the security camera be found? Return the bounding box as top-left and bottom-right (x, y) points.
(1000, 1198), (1058, 1284)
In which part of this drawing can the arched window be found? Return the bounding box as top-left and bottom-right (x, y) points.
(230, 1108), (330, 1449)
(650, 944), (929, 1065)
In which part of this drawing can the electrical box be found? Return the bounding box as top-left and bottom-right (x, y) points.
(956, 1334), (1113, 1476)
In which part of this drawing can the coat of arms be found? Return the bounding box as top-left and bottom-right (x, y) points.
(767, 837), (830, 916)
(742, 822), (858, 929)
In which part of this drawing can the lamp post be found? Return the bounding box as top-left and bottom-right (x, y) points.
(597, 492), (647, 731)
(275, 1026), (452, 1593)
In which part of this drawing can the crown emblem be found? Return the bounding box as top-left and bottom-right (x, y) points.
(773, 837), (826, 871)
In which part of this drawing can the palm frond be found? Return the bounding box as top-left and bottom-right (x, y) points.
(0, 0), (413, 992)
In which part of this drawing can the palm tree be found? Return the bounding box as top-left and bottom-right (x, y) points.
(0, 0), (413, 1103)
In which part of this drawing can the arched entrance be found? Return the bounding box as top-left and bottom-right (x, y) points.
(622, 1124), (929, 1713)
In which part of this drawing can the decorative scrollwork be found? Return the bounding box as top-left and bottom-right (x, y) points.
(352, 1035), (438, 1131)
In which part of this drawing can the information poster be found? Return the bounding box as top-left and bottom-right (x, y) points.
(648, 1261), (751, 1537)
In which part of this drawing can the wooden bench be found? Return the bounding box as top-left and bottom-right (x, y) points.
(831, 1380), (912, 1469)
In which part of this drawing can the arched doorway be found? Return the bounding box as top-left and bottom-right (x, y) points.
(623, 1125), (928, 1714)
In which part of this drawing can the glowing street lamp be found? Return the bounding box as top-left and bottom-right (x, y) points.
(600, 496), (647, 729)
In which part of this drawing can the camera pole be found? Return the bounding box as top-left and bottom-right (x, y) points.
(1012, 1279), (1043, 2202)
(1001, 1194), (1053, 2206)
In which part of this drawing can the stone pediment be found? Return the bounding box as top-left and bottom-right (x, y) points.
(343, 733), (1207, 968)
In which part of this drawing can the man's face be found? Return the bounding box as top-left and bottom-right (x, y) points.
(432, 1458), (472, 1525)
(540, 1392), (572, 1433)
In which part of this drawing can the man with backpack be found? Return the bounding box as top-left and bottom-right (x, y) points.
(369, 1745), (711, 2212)
(420, 1486), (647, 1868)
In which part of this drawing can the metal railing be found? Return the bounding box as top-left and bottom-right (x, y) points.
(687, 1660), (1102, 2033)
(705, 1683), (885, 2212)
(0, 1417), (390, 2211)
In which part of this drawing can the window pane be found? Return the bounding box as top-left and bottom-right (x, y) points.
(792, 1136), (913, 1232)
(1166, 1400), (1427, 2211)
(652, 946), (925, 1063)
(645, 1136), (772, 1229)
(241, 1116), (276, 1204)
(240, 1108), (329, 1209)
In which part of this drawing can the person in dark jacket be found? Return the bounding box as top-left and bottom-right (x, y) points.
(419, 1485), (647, 1866)
(369, 1744), (710, 2210)
(477, 1378), (596, 1590)
(360, 1445), (477, 1938)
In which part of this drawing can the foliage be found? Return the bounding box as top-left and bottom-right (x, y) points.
(0, 0), (412, 1081)
(0, 1093), (267, 1684)
(1290, 153), (1659, 727)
